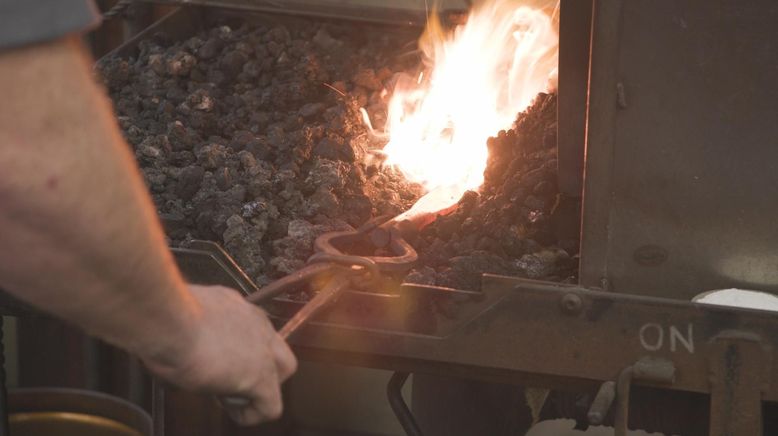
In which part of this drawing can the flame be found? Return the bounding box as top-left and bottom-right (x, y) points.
(379, 0), (559, 221)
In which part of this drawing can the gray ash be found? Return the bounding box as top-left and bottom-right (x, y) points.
(98, 17), (576, 291)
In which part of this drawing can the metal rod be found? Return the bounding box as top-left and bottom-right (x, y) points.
(315, 229), (418, 272)
(614, 366), (633, 436)
(708, 334), (766, 436)
(277, 275), (351, 340)
(0, 318), (9, 436)
(587, 380), (615, 425)
(387, 372), (423, 436)
(246, 263), (332, 304)
(152, 378), (165, 436)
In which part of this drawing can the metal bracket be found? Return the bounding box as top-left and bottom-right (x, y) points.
(709, 331), (772, 436)
(387, 372), (423, 436)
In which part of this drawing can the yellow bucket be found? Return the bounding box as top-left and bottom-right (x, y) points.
(8, 388), (152, 436)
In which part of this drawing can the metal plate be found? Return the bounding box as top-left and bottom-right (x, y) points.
(580, 0), (778, 299)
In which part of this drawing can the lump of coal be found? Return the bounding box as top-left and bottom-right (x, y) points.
(313, 137), (355, 162)
(437, 251), (511, 291)
(223, 215), (266, 278)
(513, 248), (570, 280)
(167, 52), (197, 76)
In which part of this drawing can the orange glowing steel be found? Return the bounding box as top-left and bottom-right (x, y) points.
(377, 0), (559, 221)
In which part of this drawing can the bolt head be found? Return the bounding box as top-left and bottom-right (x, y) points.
(560, 293), (583, 315)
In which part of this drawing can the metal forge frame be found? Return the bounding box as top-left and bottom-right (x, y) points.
(0, 1), (771, 435)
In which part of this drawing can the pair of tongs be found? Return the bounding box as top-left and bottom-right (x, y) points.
(172, 216), (418, 408)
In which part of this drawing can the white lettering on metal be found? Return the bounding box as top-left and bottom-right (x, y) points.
(670, 323), (695, 353)
(638, 323), (664, 351)
(639, 323), (695, 353)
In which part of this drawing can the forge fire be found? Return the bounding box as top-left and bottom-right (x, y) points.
(98, 0), (576, 291)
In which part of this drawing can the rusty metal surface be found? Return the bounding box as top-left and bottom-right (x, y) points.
(267, 283), (498, 338)
(276, 275), (778, 404)
(708, 331), (769, 436)
(280, 274), (778, 434)
(316, 228), (418, 273)
(580, 0), (778, 299)
(612, 357), (675, 436)
(276, 275), (352, 340)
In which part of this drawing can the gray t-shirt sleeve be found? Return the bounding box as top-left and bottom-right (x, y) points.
(0, 0), (101, 50)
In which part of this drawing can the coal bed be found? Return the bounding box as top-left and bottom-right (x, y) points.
(98, 13), (577, 292)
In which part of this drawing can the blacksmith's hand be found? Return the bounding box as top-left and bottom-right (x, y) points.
(141, 284), (297, 425)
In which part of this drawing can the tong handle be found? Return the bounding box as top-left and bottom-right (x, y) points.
(245, 262), (333, 304)
(274, 273), (351, 340)
(220, 274), (353, 411)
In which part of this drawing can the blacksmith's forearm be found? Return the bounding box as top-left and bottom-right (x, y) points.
(0, 37), (198, 361)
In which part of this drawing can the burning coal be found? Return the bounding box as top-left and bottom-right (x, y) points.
(373, 0), (559, 221)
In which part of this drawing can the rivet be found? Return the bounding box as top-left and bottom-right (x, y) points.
(560, 293), (583, 316)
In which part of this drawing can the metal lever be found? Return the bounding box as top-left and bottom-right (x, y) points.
(587, 381), (615, 425)
(587, 357), (675, 436)
(275, 274), (351, 340)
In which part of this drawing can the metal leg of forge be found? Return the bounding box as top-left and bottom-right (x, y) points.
(387, 372), (423, 436)
(0, 318), (9, 436)
(709, 332), (768, 436)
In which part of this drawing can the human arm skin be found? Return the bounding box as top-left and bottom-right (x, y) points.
(0, 36), (296, 425)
